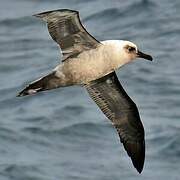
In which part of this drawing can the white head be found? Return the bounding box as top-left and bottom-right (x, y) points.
(112, 40), (153, 65)
(120, 40), (152, 62)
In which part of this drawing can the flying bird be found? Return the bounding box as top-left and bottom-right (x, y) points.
(17, 9), (153, 173)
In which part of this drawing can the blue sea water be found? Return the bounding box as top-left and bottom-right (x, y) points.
(0, 0), (180, 179)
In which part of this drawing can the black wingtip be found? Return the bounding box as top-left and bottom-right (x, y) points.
(33, 9), (78, 19)
(16, 89), (26, 97)
(32, 12), (47, 19)
(123, 140), (145, 174)
(16, 92), (22, 97)
(16, 89), (30, 97)
(134, 159), (144, 174)
(137, 167), (143, 174)
(16, 86), (41, 97)
(132, 146), (145, 174)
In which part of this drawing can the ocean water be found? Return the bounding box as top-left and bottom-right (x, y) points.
(0, 0), (180, 179)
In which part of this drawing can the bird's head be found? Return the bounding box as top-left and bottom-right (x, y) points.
(119, 40), (153, 63)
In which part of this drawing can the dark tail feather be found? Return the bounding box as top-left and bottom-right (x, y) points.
(17, 72), (63, 97)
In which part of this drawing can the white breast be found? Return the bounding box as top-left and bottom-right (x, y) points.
(57, 40), (130, 84)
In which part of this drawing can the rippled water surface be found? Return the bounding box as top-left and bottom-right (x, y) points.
(0, 0), (180, 179)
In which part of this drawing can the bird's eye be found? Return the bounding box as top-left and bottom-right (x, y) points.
(128, 47), (135, 52)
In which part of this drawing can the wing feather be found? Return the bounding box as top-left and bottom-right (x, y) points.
(34, 9), (100, 61)
(85, 72), (145, 173)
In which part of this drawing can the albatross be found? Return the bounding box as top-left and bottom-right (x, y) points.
(17, 9), (153, 173)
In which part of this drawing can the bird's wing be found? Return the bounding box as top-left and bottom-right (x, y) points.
(85, 72), (145, 173)
(34, 9), (100, 61)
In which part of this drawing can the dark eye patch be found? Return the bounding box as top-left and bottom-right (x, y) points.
(128, 46), (135, 52)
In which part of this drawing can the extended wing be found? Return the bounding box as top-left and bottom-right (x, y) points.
(85, 72), (145, 173)
(34, 9), (100, 61)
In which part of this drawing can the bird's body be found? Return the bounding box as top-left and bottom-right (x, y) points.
(54, 40), (135, 85)
(18, 9), (153, 173)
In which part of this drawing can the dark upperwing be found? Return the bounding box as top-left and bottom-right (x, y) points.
(34, 9), (100, 61)
(85, 72), (145, 173)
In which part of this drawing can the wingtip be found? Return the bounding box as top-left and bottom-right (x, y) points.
(32, 14), (40, 18)
(32, 11), (49, 20)
(134, 145), (145, 174)
(16, 90), (27, 97)
(16, 89), (25, 97)
(16, 93), (21, 97)
(32, 9), (78, 19)
(134, 159), (144, 174)
(32, 13), (46, 19)
(16, 86), (39, 97)
(137, 167), (143, 174)
(123, 140), (145, 174)
(131, 157), (144, 174)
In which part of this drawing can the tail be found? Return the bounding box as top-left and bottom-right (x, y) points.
(17, 72), (66, 97)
